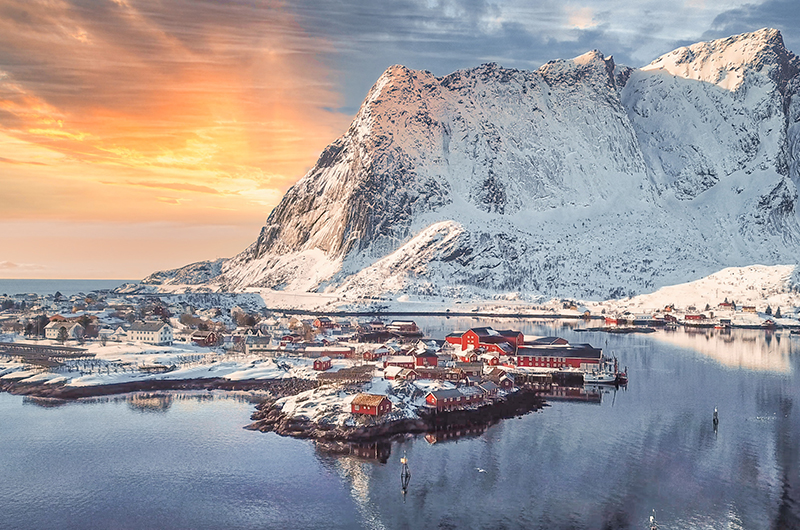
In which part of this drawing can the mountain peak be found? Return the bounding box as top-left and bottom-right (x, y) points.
(145, 30), (800, 300)
(642, 28), (797, 91)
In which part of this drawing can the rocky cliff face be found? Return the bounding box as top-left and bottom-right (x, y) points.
(145, 28), (800, 300)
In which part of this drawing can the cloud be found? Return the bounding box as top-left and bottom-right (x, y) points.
(280, 0), (770, 110)
(0, 156), (47, 165)
(0, 0), (351, 186)
(705, 0), (800, 53)
(0, 260), (44, 271)
(102, 180), (223, 195)
(568, 7), (597, 30)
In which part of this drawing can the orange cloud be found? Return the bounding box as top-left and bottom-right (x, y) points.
(568, 7), (597, 30)
(0, 0), (353, 276)
(0, 0), (351, 216)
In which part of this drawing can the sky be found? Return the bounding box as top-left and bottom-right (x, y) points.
(1, 0), (799, 279)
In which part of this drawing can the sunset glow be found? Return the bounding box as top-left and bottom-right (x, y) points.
(0, 0), (350, 278)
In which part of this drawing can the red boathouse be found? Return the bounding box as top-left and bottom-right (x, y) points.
(351, 394), (392, 416)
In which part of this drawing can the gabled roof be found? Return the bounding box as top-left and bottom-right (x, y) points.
(352, 393), (390, 407)
(130, 321), (169, 332)
(45, 321), (82, 330)
(479, 381), (499, 392)
(517, 345), (601, 359)
(497, 330), (523, 338)
(427, 389), (462, 400)
(383, 366), (404, 377)
(386, 355), (414, 363)
(467, 327), (499, 337)
(528, 336), (569, 345)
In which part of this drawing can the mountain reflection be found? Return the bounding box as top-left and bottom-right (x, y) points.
(650, 328), (795, 373)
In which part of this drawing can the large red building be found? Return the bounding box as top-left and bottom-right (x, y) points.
(516, 341), (602, 370)
(445, 327), (525, 354)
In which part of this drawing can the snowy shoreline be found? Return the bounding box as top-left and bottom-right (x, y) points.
(245, 387), (546, 444)
(0, 375), (317, 401)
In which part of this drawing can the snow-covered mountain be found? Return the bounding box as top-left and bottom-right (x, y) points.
(145, 28), (800, 301)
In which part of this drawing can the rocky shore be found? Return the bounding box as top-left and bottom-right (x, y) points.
(245, 387), (546, 444)
(0, 376), (317, 401)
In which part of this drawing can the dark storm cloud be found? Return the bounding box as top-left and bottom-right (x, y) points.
(286, 0), (652, 111)
(705, 0), (800, 54)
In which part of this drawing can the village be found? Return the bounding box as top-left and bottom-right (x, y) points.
(0, 285), (798, 435)
(0, 287), (628, 428)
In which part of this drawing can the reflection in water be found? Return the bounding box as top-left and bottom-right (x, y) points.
(126, 393), (173, 413)
(336, 457), (388, 530)
(650, 328), (795, 372)
(540, 385), (603, 404)
(3, 317), (800, 529)
(317, 441), (393, 463)
(424, 424), (489, 444)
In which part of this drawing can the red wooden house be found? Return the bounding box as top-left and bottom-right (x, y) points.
(192, 330), (221, 347)
(414, 350), (438, 368)
(313, 356), (332, 371)
(458, 351), (478, 363)
(425, 388), (484, 412)
(313, 316), (336, 330)
(684, 314), (706, 321)
(383, 356), (415, 369)
(499, 375), (515, 390)
(351, 394), (392, 416)
(387, 320), (421, 334)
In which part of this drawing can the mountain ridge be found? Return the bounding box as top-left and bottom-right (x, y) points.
(145, 28), (800, 301)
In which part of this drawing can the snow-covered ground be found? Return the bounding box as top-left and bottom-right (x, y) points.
(0, 338), (356, 389)
(274, 375), (480, 428)
(146, 264), (800, 325)
(589, 265), (800, 317)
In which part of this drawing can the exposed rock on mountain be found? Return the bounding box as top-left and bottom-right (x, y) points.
(145, 28), (800, 300)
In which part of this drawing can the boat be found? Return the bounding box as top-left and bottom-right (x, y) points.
(583, 357), (627, 385)
(583, 369), (618, 384)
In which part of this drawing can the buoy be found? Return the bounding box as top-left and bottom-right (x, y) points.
(400, 452), (411, 494)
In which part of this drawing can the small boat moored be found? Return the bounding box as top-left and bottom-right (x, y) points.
(583, 356), (627, 386)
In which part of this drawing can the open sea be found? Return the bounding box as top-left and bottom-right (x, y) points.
(0, 279), (137, 297)
(2, 318), (799, 529)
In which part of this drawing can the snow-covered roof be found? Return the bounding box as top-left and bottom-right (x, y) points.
(352, 393), (389, 407)
(130, 321), (169, 332)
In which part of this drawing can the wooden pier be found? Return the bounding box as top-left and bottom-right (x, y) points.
(0, 341), (93, 368)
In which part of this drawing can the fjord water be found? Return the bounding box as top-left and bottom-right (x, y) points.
(0, 279), (135, 297)
(2, 319), (799, 529)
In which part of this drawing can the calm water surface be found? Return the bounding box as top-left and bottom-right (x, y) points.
(2, 318), (799, 529)
(0, 279), (136, 297)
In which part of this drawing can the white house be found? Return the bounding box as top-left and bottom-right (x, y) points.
(128, 321), (173, 345)
(44, 321), (84, 341)
(98, 326), (127, 342)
